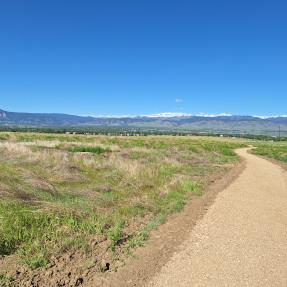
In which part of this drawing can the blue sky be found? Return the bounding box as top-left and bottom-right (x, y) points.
(0, 0), (286, 116)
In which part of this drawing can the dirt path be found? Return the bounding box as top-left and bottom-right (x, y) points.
(149, 148), (287, 287)
(91, 154), (245, 287)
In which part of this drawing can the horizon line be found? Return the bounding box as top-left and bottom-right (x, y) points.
(1, 108), (287, 119)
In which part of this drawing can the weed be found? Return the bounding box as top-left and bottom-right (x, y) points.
(182, 181), (202, 196)
(125, 214), (166, 252)
(107, 220), (126, 251)
(0, 272), (15, 287)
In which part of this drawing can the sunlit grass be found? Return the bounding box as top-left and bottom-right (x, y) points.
(253, 143), (287, 163)
(0, 132), (245, 269)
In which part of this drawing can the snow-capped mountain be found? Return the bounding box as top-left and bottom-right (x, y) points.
(0, 108), (286, 135)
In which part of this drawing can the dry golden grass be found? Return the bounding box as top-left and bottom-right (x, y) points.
(0, 142), (32, 156)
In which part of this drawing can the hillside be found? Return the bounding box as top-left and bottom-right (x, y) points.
(0, 109), (286, 135)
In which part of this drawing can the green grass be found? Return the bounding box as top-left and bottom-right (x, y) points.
(0, 132), (246, 272)
(68, 145), (110, 154)
(182, 180), (203, 196)
(125, 214), (166, 252)
(0, 201), (109, 268)
(253, 143), (287, 163)
(0, 272), (15, 287)
(107, 219), (126, 251)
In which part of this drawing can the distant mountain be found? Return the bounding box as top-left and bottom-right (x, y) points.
(0, 108), (286, 135)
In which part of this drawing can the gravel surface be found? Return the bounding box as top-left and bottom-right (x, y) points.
(149, 148), (287, 287)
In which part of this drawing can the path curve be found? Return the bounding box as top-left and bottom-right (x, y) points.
(149, 148), (287, 287)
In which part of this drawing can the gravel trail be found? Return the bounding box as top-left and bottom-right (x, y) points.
(149, 148), (287, 287)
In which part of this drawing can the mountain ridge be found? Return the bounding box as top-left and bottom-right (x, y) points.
(0, 108), (286, 135)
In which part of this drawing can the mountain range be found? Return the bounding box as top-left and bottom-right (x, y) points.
(0, 108), (286, 136)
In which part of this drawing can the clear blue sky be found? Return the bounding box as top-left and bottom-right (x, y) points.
(1, 0), (286, 116)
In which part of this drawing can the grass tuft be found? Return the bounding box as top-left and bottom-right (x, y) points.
(107, 220), (126, 251)
(0, 272), (15, 287)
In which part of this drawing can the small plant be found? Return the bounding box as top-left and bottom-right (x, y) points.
(0, 272), (15, 287)
(107, 220), (126, 251)
(182, 181), (202, 196)
(19, 244), (49, 269)
(125, 215), (166, 252)
(21, 253), (49, 270)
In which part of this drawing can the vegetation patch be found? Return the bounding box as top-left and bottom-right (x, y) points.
(0, 272), (15, 287)
(0, 132), (246, 285)
(68, 145), (110, 154)
(253, 143), (287, 163)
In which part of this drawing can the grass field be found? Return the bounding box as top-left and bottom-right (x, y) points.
(0, 133), (245, 286)
(252, 142), (287, 163)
